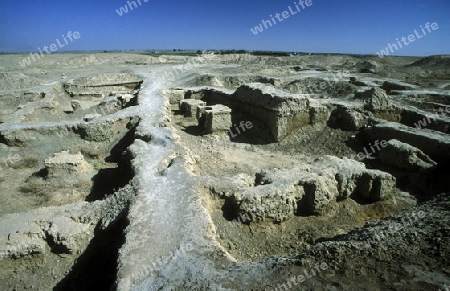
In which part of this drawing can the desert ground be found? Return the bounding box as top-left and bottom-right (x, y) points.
(0, 52), (449, 290)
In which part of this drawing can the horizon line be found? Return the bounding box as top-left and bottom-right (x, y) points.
(0, 49), (448, 58)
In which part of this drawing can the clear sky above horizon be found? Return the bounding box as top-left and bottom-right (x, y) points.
(0, 0), (449, 56)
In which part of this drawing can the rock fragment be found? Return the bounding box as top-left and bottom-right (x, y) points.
(44, 151), (94, 180)
(229, 156), (396, 222)
(232, 83), (310, 141)
(381, 80), (417, 93)
(163, 89), (186, 104)
(379, 139), (437, 172)
(356, 60), (379, 73)
(363, 120), (450, 162)
(197, 104), (232, 134)
(355, 87), (394, 112)
(179, 99), (206, 117)
(328, 105), (370, 130)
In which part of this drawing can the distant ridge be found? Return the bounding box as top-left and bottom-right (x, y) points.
(406, 55), (450, 68)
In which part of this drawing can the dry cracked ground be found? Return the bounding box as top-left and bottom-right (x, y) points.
(0, 53), (449, 291)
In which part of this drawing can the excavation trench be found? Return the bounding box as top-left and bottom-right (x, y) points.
(54, 209), (130, 290)
(0, 71), (141, 290)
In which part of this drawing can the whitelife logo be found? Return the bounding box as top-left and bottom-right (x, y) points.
(414, 105), (450, 129)
(250, 0), (313, 35)
(116, 0), (149, 16)
(229, 121), (253, 139)
(376, 22), (439, 58)
(0, 154), (21, 171)
(19, 31), (81, 67)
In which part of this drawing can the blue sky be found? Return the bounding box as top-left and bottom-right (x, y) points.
(0, 0), (449, 55)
